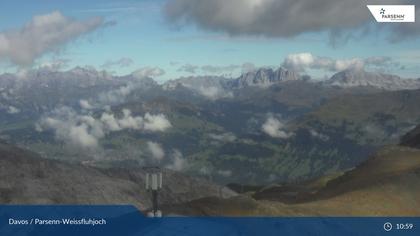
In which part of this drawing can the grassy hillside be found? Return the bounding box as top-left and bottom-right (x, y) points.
(295, 89), (420, 146)
(401, 124), (420, 149)
(163, 146), (420, 216)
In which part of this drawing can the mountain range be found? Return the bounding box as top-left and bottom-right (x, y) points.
(1, 66), (420, 185)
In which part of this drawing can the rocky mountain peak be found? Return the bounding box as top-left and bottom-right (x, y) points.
(231, 67), (299, 88)
(326, 68), (420, 90)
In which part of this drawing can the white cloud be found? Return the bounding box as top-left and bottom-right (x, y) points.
(99, 109), (172, 132)
(38, 116), (100, 149)
(198, 86), (233, 100)
(282, 53), (363, 72)
(143, 113), (173, 132)
(262, 116), (293, 139)
(310, 129), (330, 141)
(116, 109), (145, 130)
(282, 53), (316, 71)
(68, 124), (99, 148)
(79, 100), (93, 110)
(98, 83), (136, 105)
(0, 11), (108, 66)
(165, 149), (187, 171)
(282, 53), (396, 72)
(37, 107), (171, 149)
(7, 106), (20, 114)
(132, 67), (165, 79)
(147, 141), (165, 161)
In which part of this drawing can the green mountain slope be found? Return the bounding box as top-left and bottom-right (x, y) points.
(162, 146), (420, 216)
(295, 89), (420, 146)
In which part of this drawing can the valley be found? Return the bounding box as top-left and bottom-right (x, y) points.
(1, 67), (420, 185)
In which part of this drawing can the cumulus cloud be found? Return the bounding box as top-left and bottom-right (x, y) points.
(0, 11), (108, 66)
(37, 107), (171, 149)
(98, 83), (140, 105)
(96, 80), (155, 108)
(37, 115), (100, 149)
(132, 67), (165, 79)
(6, 106), (20, 114)
(143, 113), (173, 131)
(79, 99), (93, 110)
(262, 116), (293, 139)
(101, 57), (133, 68)
(282, 53), (397, 72)
(101, 109), (142, 130)
(197, 86), (233, 100)
(68, 124), (100, 148)
(100, 109), (172, 132)
(147, 141), (165, 161)
(310, 129), (330, 141)
(164, 0), (420, 43)
(282, 53), (363, 72)
(165, 149), (187, 171)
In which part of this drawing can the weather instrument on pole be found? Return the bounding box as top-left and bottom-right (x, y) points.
(144, 167), (163, 217)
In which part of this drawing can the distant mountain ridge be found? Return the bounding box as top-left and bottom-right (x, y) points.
(161, 67), (304, 98)
(325, 68), (420, 90)
(163, 67), (420, 96)
(2, 67), (419, 102)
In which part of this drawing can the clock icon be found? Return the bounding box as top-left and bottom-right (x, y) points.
(384, 222), (393, 232)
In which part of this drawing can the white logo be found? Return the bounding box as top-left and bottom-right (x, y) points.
(367, 5), (415, 22)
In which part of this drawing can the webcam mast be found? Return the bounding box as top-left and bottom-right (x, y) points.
(145, 167), (163, 217)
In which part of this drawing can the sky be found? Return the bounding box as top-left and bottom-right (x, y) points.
(0, 0), (419, 81)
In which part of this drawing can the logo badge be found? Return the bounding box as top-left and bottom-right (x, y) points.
(380, 8), (385, 15)
(367, 5), (415, 22)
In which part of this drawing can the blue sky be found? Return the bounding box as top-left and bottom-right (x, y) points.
(0, 0), (419, 81)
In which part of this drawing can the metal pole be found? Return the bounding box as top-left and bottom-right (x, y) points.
(152, 190), (158, 214)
